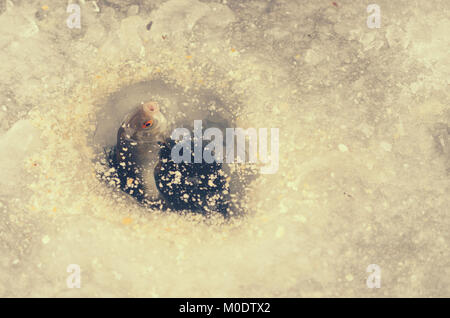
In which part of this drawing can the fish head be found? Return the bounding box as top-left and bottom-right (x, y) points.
(120, 101), (168, 144)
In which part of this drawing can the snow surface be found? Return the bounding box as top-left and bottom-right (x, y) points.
(0, 0), (449, 297)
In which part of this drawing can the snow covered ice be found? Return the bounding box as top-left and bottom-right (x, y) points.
(0, 0), (449, 297)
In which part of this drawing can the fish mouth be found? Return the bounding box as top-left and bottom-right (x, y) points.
(142, 101), (159, 115)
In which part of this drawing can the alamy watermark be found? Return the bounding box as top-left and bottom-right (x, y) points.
(66, 264), (81, 288)
(366, 264), (381, 288)
(65, 3), (382, 31)
(367, 4), (381, 29)
(170, 120), (279, 174)
(66, 4), (81, 29)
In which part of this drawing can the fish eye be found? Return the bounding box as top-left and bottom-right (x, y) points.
(142, 120), (153, 128)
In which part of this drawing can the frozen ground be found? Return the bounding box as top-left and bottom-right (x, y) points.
(0, 0), (449, 297)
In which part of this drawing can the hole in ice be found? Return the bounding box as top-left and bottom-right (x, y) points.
(93, 78), (257, 217)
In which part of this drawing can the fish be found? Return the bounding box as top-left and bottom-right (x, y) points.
(115, 101), (169, 204)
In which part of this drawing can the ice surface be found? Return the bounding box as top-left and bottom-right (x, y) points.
(0, 0), (449, 297)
